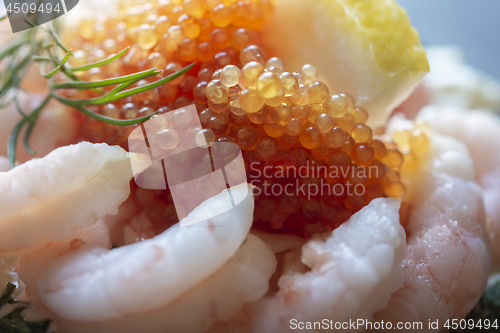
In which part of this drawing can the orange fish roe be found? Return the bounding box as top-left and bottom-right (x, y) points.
(391, 123), (431, 176)
(67, 0), (412, 237)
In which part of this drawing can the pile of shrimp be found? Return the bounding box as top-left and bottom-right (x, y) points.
(1, 12), (500, 333)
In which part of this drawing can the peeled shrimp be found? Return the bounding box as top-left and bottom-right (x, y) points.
(211, 197), (406, 333)
(20, 184), (266, 333)
(424, 47), (500, 112)
(0, 91), (78, 164)
(0, 142), (132, 255)
(418, 106), (500, 267)
(0, 23), (77, 164)
(373, 122), (490, 331)
(210, 123), (490, 333)
(50, 234), (275, 333)
(0, 156), (9, 172)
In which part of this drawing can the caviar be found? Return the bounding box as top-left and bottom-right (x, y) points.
(391, 123), (431, 173)
(241, 61), (264, 87)
(315, 113), (334, 133)
(279, 72), (299, 96)
(68, 0), (413, 238)
(206, 79), (229, 104)
(257, 72), (281, 99)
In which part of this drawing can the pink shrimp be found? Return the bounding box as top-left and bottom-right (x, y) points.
(373, 119), (491, 332)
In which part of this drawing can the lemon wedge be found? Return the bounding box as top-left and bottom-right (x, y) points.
(263, 0), (429, 127)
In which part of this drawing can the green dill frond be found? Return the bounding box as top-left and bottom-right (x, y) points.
(0, 21), (195, 167)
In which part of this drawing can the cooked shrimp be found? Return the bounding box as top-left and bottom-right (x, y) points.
(423, 47), (500, 112)
(373, 122), (490, 331)
(0, 90), (78, 164)
(14, 228), (111, 309)
(0, 156), (9, 172)
(20, 184), (261, 333)
(48, 234), (275, 333)
(0, 19), (77, 164)
(210, 197), (406, 333)
(0, 142), (132, 255)
(418, 106), (500, 267)
(393, 84), (430, 119)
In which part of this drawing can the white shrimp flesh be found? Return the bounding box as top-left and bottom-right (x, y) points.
(19, 184), (270, 333)
(418, 106), (500, 267)
(210, 197), (406, 333)
(373, 118), (491, 332)
(0, 142), (132, 255)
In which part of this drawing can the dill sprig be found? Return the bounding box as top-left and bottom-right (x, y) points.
(0, 283), (51, 333)
(0, 19), (194, 167)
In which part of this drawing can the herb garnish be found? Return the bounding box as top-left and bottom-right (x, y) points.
(0, 15), (194, 167)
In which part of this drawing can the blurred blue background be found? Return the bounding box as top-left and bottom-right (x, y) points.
(399, 0), (500, 80)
